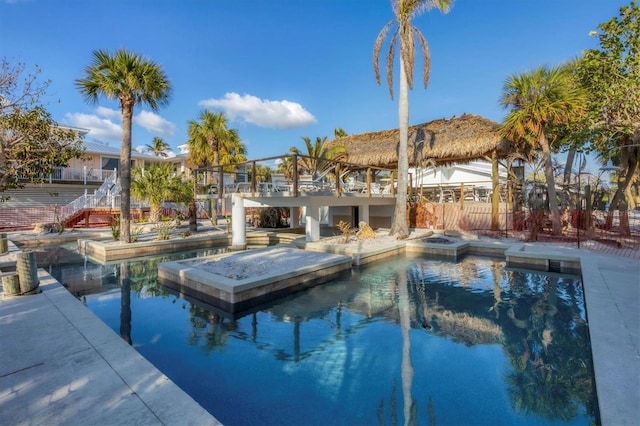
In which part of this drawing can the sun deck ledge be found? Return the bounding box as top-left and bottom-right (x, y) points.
(157, 247), (352, 313)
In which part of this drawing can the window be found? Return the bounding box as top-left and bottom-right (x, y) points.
(101, 157), (119, 171)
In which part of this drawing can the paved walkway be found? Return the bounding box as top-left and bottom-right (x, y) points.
(0, 273), (221, 426)
(1, 236), (638, 425)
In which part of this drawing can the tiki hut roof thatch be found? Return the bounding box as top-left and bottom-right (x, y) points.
(329, 114), (512, 169)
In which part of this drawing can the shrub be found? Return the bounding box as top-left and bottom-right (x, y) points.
(337, 220), (354, 243)
(153, 222), (174, 240)
(110, 215), (120, 240)
(130, 225), (143, 242)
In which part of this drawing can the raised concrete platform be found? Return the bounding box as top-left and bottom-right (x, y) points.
(0, 271), (220, 425)
(406, 238), (580, 274)
(158, 246), (352, 313)
(78, 230), (303, 263)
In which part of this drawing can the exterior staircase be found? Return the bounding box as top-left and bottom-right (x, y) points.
(60, 170), (119, 228)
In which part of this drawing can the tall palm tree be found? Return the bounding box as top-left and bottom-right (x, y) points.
(187, 110), (246, 228)
(146, 136), (170, 158)
(499, 65), (586, 235)
(188, 111), (245, 171)
(374, 0), (453, 239)
(76, 49), (171, 243)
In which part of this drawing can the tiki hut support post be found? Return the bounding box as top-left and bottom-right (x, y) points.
(218, 165), (224, 218)
(335, 163), (341, 197)
(250, 161), (257, 196)
(366, 168), (372, 198)
(507, 158), (513, 238)
(293, 155), (299, 197)
(460, 182), (465, 210)
(491, 149), (500, 230)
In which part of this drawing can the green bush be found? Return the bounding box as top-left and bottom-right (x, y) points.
(110, 215), (120, 240)
(153, 222), (174, 240)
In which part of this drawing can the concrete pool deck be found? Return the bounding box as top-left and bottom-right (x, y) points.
(0, 235), (638, 425)
(0, 272), (220, 425)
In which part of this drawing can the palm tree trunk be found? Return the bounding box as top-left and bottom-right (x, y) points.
(120, 105), (133, 243)
(563, 149), (577, 209)
(491, 150), (500, 230)
(540, 134), (562, 235)
(608, 146), (638, 235)
(390, 59), (409, 238)
(150, 204), (162, 223)
(397, 268), (414, 426)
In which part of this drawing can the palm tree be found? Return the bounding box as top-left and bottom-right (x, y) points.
(290, 136), (345, 179)
(374, 0), (453, 239)
(188, 110), (245, 170)
(276, 155), (294, 180)
(131, 163), (192, 223)
(146, 136), (170, 158)
(499, 65), (586, 235)
(187, 110), (246, 229)
(76, 49), (171, 243)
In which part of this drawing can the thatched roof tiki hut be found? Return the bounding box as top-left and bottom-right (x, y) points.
(329, 114), (514, 230)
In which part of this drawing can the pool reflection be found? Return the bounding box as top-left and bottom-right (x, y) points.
(49, 251), (598, 426)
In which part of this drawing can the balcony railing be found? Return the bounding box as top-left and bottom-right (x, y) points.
(193, 154), (399, 199)
(36, 166), (114, 184)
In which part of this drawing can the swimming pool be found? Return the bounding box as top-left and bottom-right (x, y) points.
(50, 250), (598, 425)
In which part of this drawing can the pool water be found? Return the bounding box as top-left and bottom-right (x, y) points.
(49, 250), (599, 426)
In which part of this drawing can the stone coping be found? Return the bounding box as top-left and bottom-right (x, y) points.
(298, 239), (407, 266)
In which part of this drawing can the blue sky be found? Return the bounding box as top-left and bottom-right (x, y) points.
(0, 0), (625, 161)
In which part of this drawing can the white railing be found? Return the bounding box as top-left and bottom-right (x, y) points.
(45, 166), (114, 184)
(59, 169), (118, 221)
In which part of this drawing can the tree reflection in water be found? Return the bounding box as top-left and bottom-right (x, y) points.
(55, 251), (597, 425)
(118, 262), (132, 345)
(405, 257), (597, 422)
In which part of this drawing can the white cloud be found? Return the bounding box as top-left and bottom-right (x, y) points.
(198, 92), (316, 129)
(95, 106), (121, 120)
(134, 110), (176, 137)
(63, 107), (176, 142)
(64, 112), (121, 142)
